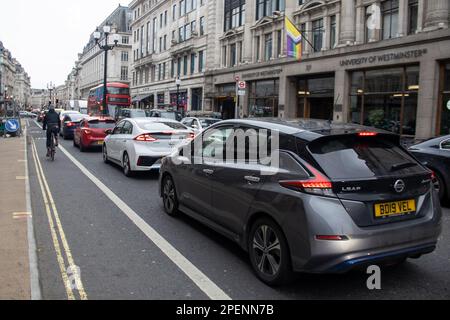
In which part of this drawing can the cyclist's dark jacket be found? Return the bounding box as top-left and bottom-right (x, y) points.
(43, 109), (60, 130)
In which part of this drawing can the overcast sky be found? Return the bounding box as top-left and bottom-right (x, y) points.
(0, 0), (127, 89)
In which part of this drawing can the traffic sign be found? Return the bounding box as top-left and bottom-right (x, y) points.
(238, 81), (246, 89)
(5, 119), (19, 133)
(238, 90), (246, 96)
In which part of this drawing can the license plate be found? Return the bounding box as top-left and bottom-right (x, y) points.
(97, 141), (103, 145)
(374, 200), (416, 218)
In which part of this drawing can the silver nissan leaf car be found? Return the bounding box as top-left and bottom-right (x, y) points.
(159, 119), (442, 286)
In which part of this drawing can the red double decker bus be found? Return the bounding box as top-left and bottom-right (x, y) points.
(87, 82), (131, 117)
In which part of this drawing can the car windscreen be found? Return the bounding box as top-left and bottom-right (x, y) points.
(200, 119), (220, 128)
(308, 136), (426, 180)
(88, 120), (116, 129)
(137, 121), (187, 131)
(130, 110), (147, 118)
(68, 114), (85, 122)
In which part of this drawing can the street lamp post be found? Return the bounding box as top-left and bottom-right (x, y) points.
(94, 24), (120, 116)
(47, 82), (55, 107)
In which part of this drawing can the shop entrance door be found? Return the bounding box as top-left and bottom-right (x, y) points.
(297, 74), (335, 120)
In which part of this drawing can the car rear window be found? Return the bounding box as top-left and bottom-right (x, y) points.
(137, 121), (187, 131)
(69, 114), (85, 122)
(88, 120), (116, 129)
(131, 110), (147, 118)
(200, 119), (220, 128)
(308, 136), (426, 180)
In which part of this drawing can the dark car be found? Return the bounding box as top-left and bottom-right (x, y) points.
(409, 135), (450, 202)
(147, 109), (182, 122)
(61, 113), (87, 140)
(159, 119), (442, 286)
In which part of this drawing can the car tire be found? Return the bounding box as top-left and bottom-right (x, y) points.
(248, 218), (293, 286)
(123, 153), (133, 177)
(433, 171), (446, 202)
(79, 141), (86, 153)
(162, 175), (180, 217)
(103, 145), (110, 164)
(73, 138), (78, 148)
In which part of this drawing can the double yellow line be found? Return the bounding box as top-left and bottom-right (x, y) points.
(30, 138), (88, 300)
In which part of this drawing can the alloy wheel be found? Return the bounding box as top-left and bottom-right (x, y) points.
(252, 225), (282, 276)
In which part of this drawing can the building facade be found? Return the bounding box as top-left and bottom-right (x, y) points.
(78, 5), (133, 99)
(129, 0), (211, 111)
(0, 41), (31, 113)
(30, 89), (49, 109)
(129, 0), (450, 140)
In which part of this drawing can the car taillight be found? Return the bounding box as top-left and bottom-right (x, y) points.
(358, 132), (378, 137)
(67, 122), (75, 127)
(135, 134), (157, 142)
(83, 129), (92, 135)
(316, 235), (349, 241)
(279, 163), (335, 197)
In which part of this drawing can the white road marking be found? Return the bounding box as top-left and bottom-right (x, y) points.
(24, 126), (42, 300)
(58, 143), (232, 301)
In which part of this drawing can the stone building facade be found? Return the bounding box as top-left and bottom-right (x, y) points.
(0, 41), (31, 111)
(78, 5), (133, 99)
(129, 0), (450, 139)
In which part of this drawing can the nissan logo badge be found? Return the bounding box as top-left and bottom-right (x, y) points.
(394, 180), (406, 193)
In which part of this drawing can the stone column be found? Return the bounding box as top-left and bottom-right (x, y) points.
(243, 0), (256, 63)
(334, 69), (350, 123)
(323, 13), (330, 51)
(424, 0), (449, 30)
(355, 4), (365, 44)
(339, 0), (356, 46)
(416, 58), (439, 139)
(398, 0), (408, 36)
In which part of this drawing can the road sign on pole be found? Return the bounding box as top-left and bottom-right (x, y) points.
(238, 81), (246, 90)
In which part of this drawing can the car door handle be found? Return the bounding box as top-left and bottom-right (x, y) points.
(203, 169), (214, 175)
(245, 176), (261, 183)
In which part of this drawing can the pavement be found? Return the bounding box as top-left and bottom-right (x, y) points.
(0, 125), (35, 300)
(1, 119), (450, 300)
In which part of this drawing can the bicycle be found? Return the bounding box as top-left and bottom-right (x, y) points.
(47, 128), (59, 161)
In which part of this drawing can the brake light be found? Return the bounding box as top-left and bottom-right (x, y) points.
(431, 171), (436, 180)
(135, 134), (157, 142)
(279, 163), (335, 197)
(358, 132), (378, 137)
(83, 129), (92, 135)
(67, 122), (75, 127)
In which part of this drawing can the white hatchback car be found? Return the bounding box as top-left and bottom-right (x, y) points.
(103, 118), (193, 176)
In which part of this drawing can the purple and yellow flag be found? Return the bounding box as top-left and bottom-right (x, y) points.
(285, 17), (302, 60)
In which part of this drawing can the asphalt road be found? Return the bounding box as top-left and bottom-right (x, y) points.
(26, 120), (450, 300)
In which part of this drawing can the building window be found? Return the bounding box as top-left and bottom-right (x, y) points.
(277, 30), (282, 57)
(408, 0), (419, 35)
(121, 67), (128, 81)
(350, 66), (419, 136)
(183, 55), (188, 76)
(222, 46), (227, 67)
(121, 51), (129, 62)
(224, 0), (245, 32)
(177, 57), (182, 76)
(249, 79), (280, 117)
(200, 16), (205, 35)
(191, 53), (196, 74)
(173, 4), (177, 20)
(122, 36), (129, 44)
(312, 19), (324, 52)
(264, 33), (272, 61)
(171, 60), (176, 78)
(382, 0), (399, 40)
(330, 15), (337, 48)
(256, 0), (285, 20)
(230, 43), (237, 66)
(255, 36), (261, 61)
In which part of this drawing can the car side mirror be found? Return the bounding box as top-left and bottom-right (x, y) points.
(105, 129), (113, 135)
(192, 124), (198, 129)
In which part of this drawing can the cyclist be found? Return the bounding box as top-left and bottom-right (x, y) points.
(43, 102), (61, 157)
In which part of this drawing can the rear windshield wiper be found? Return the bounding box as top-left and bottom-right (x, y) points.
(390, 162), (418, 172)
